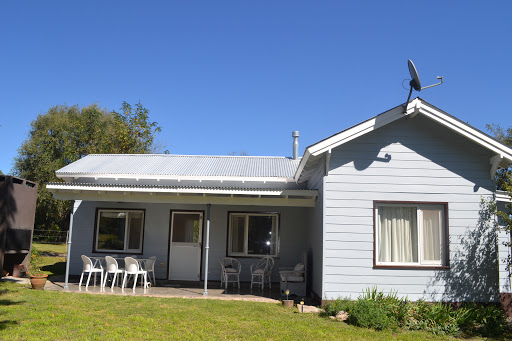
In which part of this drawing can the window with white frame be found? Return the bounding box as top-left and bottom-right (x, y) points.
(95, 209), (145, 253)
(228, 213), (279, 257)
(375, 202), (447, 267)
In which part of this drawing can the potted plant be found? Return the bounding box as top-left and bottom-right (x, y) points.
(28, 248), (48, 290)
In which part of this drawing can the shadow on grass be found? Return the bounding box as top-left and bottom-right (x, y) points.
(0, 320), (18, 330)
(0, 290), (22, 332)
(0, 300), (24, 306)
(42, 261), (66, 277)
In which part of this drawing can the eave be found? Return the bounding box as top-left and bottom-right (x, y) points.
(46, 183), (318, 207)
(295, 98), (512, 183)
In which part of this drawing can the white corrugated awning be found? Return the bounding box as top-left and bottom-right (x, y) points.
(47, 182), (317, 207)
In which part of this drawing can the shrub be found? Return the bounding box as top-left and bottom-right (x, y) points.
(406, 301), (460, 336)
(360, 287), (411, 327)
(324, 288), (509, 338)
(322, 298), (352, 317)
(347, 299), (395, 330)
(455, 304), (508, 337)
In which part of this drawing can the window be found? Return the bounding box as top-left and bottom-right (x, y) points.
(95, 209), (144, 253)
(228, 213), (279, 257)
(374, 202), (447, 267)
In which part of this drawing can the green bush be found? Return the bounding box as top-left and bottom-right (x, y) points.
(406, 301), (460, 336)
(322, 298), (352, 317)
(347, 299), (395, 331)
(360, 287), (411, 327)
(324, 288), (509, 338)
(454, 304), (508, 337)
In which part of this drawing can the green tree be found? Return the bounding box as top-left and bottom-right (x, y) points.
(13, 102), (163, 235)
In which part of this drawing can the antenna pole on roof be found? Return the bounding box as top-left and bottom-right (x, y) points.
(403, 59), (444, 112)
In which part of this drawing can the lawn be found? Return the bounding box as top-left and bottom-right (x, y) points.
(31, 243), (66, 277)
(0, 281), (469, 341)
(3, 244), (497, 340)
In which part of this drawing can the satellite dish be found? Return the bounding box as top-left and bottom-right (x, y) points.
(404, 59), (443, 111)
(408, 60), (421, 91)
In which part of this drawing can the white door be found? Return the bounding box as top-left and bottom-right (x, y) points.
(169, 211), (203, 281)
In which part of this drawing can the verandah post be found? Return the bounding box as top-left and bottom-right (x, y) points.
(64, 200), (79, 290)
(203, 204), (211, 295)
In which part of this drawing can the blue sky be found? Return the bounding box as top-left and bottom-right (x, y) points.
(1, 1), (511, 174)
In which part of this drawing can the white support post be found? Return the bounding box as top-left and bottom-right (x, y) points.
(325, 149), (332, 176)
(64, 200), (79, 290)
(203, 204), (211, 295)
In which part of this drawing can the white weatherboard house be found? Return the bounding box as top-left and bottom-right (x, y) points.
(48, 98), (512, 304)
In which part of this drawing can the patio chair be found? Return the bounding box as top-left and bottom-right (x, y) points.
(79, 255), (104, 290)
(279, 253), (307, 297)
(102, 256), (124, 289)
(219, 257), (241, 290)
(122, 257), (147, 290)
(145, 256), (157, 287)
(250, 256), (274, 290)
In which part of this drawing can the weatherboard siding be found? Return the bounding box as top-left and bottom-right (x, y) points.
(321, 115), (497, 302)
(68, 200), (310, 284)
(497, 200), (512, 294)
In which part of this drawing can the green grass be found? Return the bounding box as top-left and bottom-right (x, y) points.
(0, 282), (471, 341)
(32, 242), (67, 256)
(31, 243), (67, 277)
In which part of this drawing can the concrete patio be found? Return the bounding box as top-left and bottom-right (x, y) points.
(48, 275), (319, 304)
(2, 275), (320, 313)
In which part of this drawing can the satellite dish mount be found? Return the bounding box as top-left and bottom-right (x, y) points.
(404, 59), (443, 110)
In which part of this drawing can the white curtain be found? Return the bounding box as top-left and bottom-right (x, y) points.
(422, 209), (442, 261)
(184, 218), (195, 242)
(378, 207), (418, 263)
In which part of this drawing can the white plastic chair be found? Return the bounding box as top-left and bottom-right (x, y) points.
(219, 258), (241, 290)
(79, 255), (104, 289)
(250, 256), (274, 290)
(144, 256), (157, 287)
(122, 257), (147, 290)
(102, 256), (124, 289)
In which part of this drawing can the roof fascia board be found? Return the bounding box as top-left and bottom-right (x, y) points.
(309, 105), (405, 157)
(50, 191), (316, 207)
(416, 101), (512, 162)
(46, 184), (318, 197)
(293, 104), (405, 181)
(294, 149), (311, 182)
(295, 98), (512, 182)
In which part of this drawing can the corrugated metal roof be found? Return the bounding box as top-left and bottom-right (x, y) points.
(56, 154), (300, 178)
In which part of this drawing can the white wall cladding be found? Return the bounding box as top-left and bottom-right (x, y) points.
(497, 201), (512, 294)
(322, 114), (498, 302)
(68, 201), (310, 284)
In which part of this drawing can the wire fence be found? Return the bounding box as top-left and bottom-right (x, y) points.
(32, 230), (68, 244)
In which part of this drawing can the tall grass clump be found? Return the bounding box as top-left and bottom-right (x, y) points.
(322, 298), (352, 317)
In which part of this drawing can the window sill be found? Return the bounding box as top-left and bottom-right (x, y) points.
(374, 264), (450, 270)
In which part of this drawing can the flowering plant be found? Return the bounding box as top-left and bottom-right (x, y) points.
(28, 248), (46, 277)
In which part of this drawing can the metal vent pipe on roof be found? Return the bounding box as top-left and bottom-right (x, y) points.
(292, 131), (299, 160)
